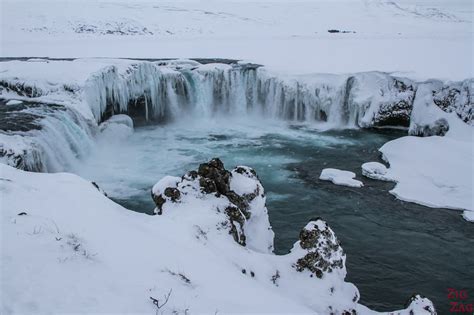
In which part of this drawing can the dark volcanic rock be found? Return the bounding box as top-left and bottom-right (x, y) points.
(198, 158), (231, 194)
(164, 187), (181, 202)
(371, 78), (415, 128)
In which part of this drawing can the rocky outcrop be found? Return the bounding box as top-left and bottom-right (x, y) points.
(410, 117), (449, 137)
(292, 218), (344, 279)
(432, 79), (473, 125)
(365, 77), (415, 128)
(151, 158), (273, 250)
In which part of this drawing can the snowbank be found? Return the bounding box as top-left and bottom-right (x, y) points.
(0, 163), (436, 314)
(379, 135), (473, 220)
(320, 168), (364, 188)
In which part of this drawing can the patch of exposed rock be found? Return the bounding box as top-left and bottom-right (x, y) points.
(292, 218), (344, 279)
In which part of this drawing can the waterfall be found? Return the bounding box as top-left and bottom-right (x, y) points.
(1, 59), (472, 173)
(83, 62), (370, 125)
(0, 103), (96, 172)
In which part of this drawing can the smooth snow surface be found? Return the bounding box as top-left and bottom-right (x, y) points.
(320, 168), (364, 188)
(379, 135), (473, 220)
(2, 0), (473, 81)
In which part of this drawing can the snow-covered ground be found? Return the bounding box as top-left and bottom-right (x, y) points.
(0, 163), (436, 314)
(0, 0), (473, 313)
(1, 0), (473, 81)
(378, 134), (474, 222)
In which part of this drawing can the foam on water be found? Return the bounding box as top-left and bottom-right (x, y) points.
(72, 117), (352, 208)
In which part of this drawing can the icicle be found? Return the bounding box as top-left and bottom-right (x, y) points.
(144, 95), (149, 122)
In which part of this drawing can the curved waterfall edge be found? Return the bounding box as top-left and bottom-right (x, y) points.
(0, 58), (472, 172)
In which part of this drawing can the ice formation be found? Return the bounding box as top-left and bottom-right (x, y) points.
(1, 58), (471, 173)
(1, 59), (472, 128)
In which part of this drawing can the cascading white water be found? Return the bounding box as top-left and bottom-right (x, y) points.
(79, 60), (471, 130)
(83, 62), (383, 126)
(34, 108), (95, 172)
(1, 59), (472, 173)
(0, 105), (96, 172)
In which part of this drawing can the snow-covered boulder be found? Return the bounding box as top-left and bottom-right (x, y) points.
(410, 117), (450, 137)
(99, 114), (134, 130)
(361, 162), (389, 181)
(351, 73), (415, 128)
(320, 168), (364, 188)
(98, 114), (134, 140)
(432, 79), (473, 125)
(291, 219), (345, 279)
(408, 82), (472, 138)
(151, 158), (274, 252)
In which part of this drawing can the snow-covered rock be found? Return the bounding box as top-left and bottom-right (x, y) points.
(98, 114), (134, 141)
(320, 168), (364, 188)
(408, 82), (472, 138)
(151, 158), (274, 252)
(361, 162), (390, 181)
(99, 114), (134, 130)
(432, 79), (473, 125)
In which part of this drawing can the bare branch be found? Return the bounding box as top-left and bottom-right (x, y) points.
(150, 289), (172, 312)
